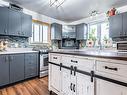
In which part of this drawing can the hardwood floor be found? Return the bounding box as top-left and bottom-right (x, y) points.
(0, 77), (56, 95)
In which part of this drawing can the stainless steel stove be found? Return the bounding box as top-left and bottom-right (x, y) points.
(33, 47), (50, 77)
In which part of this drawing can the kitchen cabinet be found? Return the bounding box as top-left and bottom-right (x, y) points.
(21, 13), (32, 37)
(76, 23), (88, 40)
(51, 23), (62, 40)
(109, 12), (127, 38)
(61, 68), (71, 95)
(77, 73), (94, 95)
(10, 54), (25, 83)
(8, 9), (22, 36)
(25, 53), (39, 79)
(0, 7), (32, 37)
(109, 14), (122, 38)
(49, 54), (94, 95)
(96, 79), (127, 95)
(0, 7), (9, 35)
(50, 64), (61, 91)
(0, 52), (39, 87)
(0, 55), (9, 87)
(122, 12), (127, 37)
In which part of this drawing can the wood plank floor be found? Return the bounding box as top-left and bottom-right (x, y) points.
(0, 77), (56, 95)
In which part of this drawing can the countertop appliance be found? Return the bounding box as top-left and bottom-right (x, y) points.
(117, 41), (127, 52)
(33, 46), (50, 77)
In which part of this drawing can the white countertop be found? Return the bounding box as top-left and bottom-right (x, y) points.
(0, 48), (39, 54)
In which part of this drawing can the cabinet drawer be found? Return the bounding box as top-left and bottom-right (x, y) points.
(62, 56), (78, 67)
(96, 61), (127, 78)
(76, 57), (94, 71)
(50, 54), (61, 64)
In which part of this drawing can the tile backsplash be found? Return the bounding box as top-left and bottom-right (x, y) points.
(0, 36), (29, 48)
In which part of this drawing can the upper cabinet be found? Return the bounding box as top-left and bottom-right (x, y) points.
(21, 13), (32, 37)
(51, 23), (62, 40)
(76, 23), (88, 40)
(0, 7), (9, 35)
(122, 12), (127, 37)
(8, 9), (22, 36)
(0, 7), (32, 37)
(109, 12), (127, 38)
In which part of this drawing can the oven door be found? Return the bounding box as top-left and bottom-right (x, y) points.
(40, 54), (48, 71)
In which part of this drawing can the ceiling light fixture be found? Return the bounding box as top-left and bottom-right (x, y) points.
(90, 10), (99, 18)
(50, 0), (66, 8)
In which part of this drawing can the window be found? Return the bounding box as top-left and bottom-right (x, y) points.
(30, 21), (50, 44)
(101, 22), (109, 42)
(87, 22), (111, 48)
(88, 24), (98, 41)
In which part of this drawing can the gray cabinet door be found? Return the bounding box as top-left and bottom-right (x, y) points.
(8, 9), (22, 36)
(10, 54), (24, 83)
(76, 23), (87, 40)
(51, 23), (62, 40)
(0, 7), (9, 35)
(24, 53), (38, 79)
(21, 13), (32, 37)
(0, 55), (9, 86)
(109, 14), (122, 38)
(122, 12), (127, 37)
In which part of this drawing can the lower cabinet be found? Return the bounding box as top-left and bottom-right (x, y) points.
(24, 53), (39, 79)
(10, 54), (25, 83)
(50, 64), (61, 92)
(0, 52), (39, 87)
(96, 79), (127, 95)
(0, 55), (9, 86)
(61, 68), (71, 95)
(77, 73), (94, 95)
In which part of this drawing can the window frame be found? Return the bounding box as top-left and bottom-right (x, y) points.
(87, 21), (110, 47)
(29, 20), (51, 44)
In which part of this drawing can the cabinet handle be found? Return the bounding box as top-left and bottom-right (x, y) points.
(73, 84), (76, 92)
(70, 65), (73, 75)
(53, 57), (57, 59)
(91, 71), (94, 82)
(71, 60), (78, 63)
(60, 63), (62, 71)
(5, 56), (9, 63)
(74, 66), (77, 76)
(70, 83), (73, 91)
(104, 66), (118, 71)
(4, 29), (7, 33)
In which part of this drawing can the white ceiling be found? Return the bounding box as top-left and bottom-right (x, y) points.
(4, 0), (127, 22)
